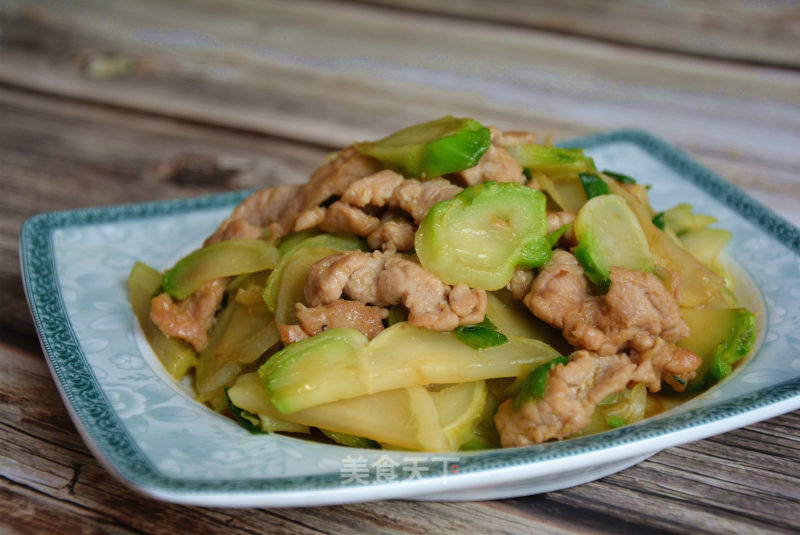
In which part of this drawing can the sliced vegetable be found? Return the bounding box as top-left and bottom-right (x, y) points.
(455, 316), (508, 349)
(354, 115), (491, 179)
(579, 172), (611, 199)
(163, 238), (279, 299)
(260, 322), (560, 414)
(273, 247), (339, 326)
(652, 212), (666, 230)
(430, 381), (488, 450)
(226, 373), (309, 433)
(458, 392), (501, 450)
(128, 262), (196, 380)
(604, 179), (724, 307)
(416, 181), (550, 290)
(678, 307), (756, 389)
(602, 170), (637, 184)
(320, 429), (380, 449)
(547, 223), (571, 247)
(505, 145), (596, 179)
(679, 228), (732, 267)
(224, 387), (263, 434)
(573, 194), (654, 291)
(662, 204), (717, 236)
(263, 233), (366, 313)
(195, 284), (279, 396)
(512, 355), (568, 410)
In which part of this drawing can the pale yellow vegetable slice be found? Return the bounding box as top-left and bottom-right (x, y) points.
(430, 381), (487, 450)
(196, 286), (279, 396)
(605, 178), (725, 307)
(274, 247), (338, 326)
(229, 373), (448, 451)
(227, 373), (310, 433)
(261, 322), (560, 414)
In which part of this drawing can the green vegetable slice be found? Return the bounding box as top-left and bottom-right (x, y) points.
(224, 387), (264, 434)
(263, 233), (366, 313)
(652, 212), (666, 230)
(455, 316), (508, 349)
(320, 429), (380, 449)
(163, 238), (279, 300)
(579, 172), (611, 199)
(260, 323), (559, 414)
(602, 170), (638, 184)
(678, 307), (756, 389)
(353, 115), (491, 178)
(505, 145), (596, 178)
(573, 194), (654, 291)
(512, 355), (568, 411)
(416, 181), (550, 290)
(128, 262), (196, 380)
(547, 223), (571, 248)
(661, 203), (717, 236)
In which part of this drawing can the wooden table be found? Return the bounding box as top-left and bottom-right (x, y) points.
(2, 1), (799, 533)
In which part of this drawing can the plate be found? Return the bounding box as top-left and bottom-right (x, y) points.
(20, 130), (800, 507)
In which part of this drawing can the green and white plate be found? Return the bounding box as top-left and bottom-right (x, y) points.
(20, 131), (800, 507)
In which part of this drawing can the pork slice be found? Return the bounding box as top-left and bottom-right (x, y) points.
(629, 338), (702, 393)
(205, 185), (299, 245)
(149, 278), (227, 352)
(489, 126), (538, 147)
(454, 145), (525, 186)
(495, 351), (635, 447)
(305, 250), (487, 331)
(274, 146), (383, 236)
(388, 178), (462, 223)
(525, 250), (690, 357)
(318, 201), (381, 237)
(367, 219), (416, 253)
(506, 269), (535, 301)
(292, 300), (385, 340)
(341, 169), (405, 208)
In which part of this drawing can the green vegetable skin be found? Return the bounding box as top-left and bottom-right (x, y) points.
(263, 233), (366, 314)
(678, 307), (756, 389)
(579, 172), (611, 199)
(260, 322), (559, 414)
(505, 145), (596, 178)
(128, 262), (196, 379)
(416, 181), (551, 290)
(512, 356), (568, 410)
(573, 193), (654, 291)
(455, 316), (508, 349)
(163, 238), (279, 299)
(353, 115), (491, 178)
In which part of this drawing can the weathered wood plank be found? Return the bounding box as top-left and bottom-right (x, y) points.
(0, 0), (798, 180)
(0, 86), (327, 336)
(355, 0), (800, 67)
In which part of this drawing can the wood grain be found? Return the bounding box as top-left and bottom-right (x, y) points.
(355, 0), (800, 67)
(1, 0), (798, 181)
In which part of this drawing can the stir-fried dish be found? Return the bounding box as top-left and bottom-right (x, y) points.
(129, 117), (756, 451)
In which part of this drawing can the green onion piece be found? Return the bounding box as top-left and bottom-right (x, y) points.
(548, 223), (571, 248)
(522, 167), (533, 183)
(652, 212), (666, 230)
(672, 375), (687, 386)
(579, 172), (611, 199)
(512, 355), (569, 410)
(603, 170), (638, 184)
(606, 415), (626, 428)
(455, 316), (508, 349)
(224, 387), (264, 434)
